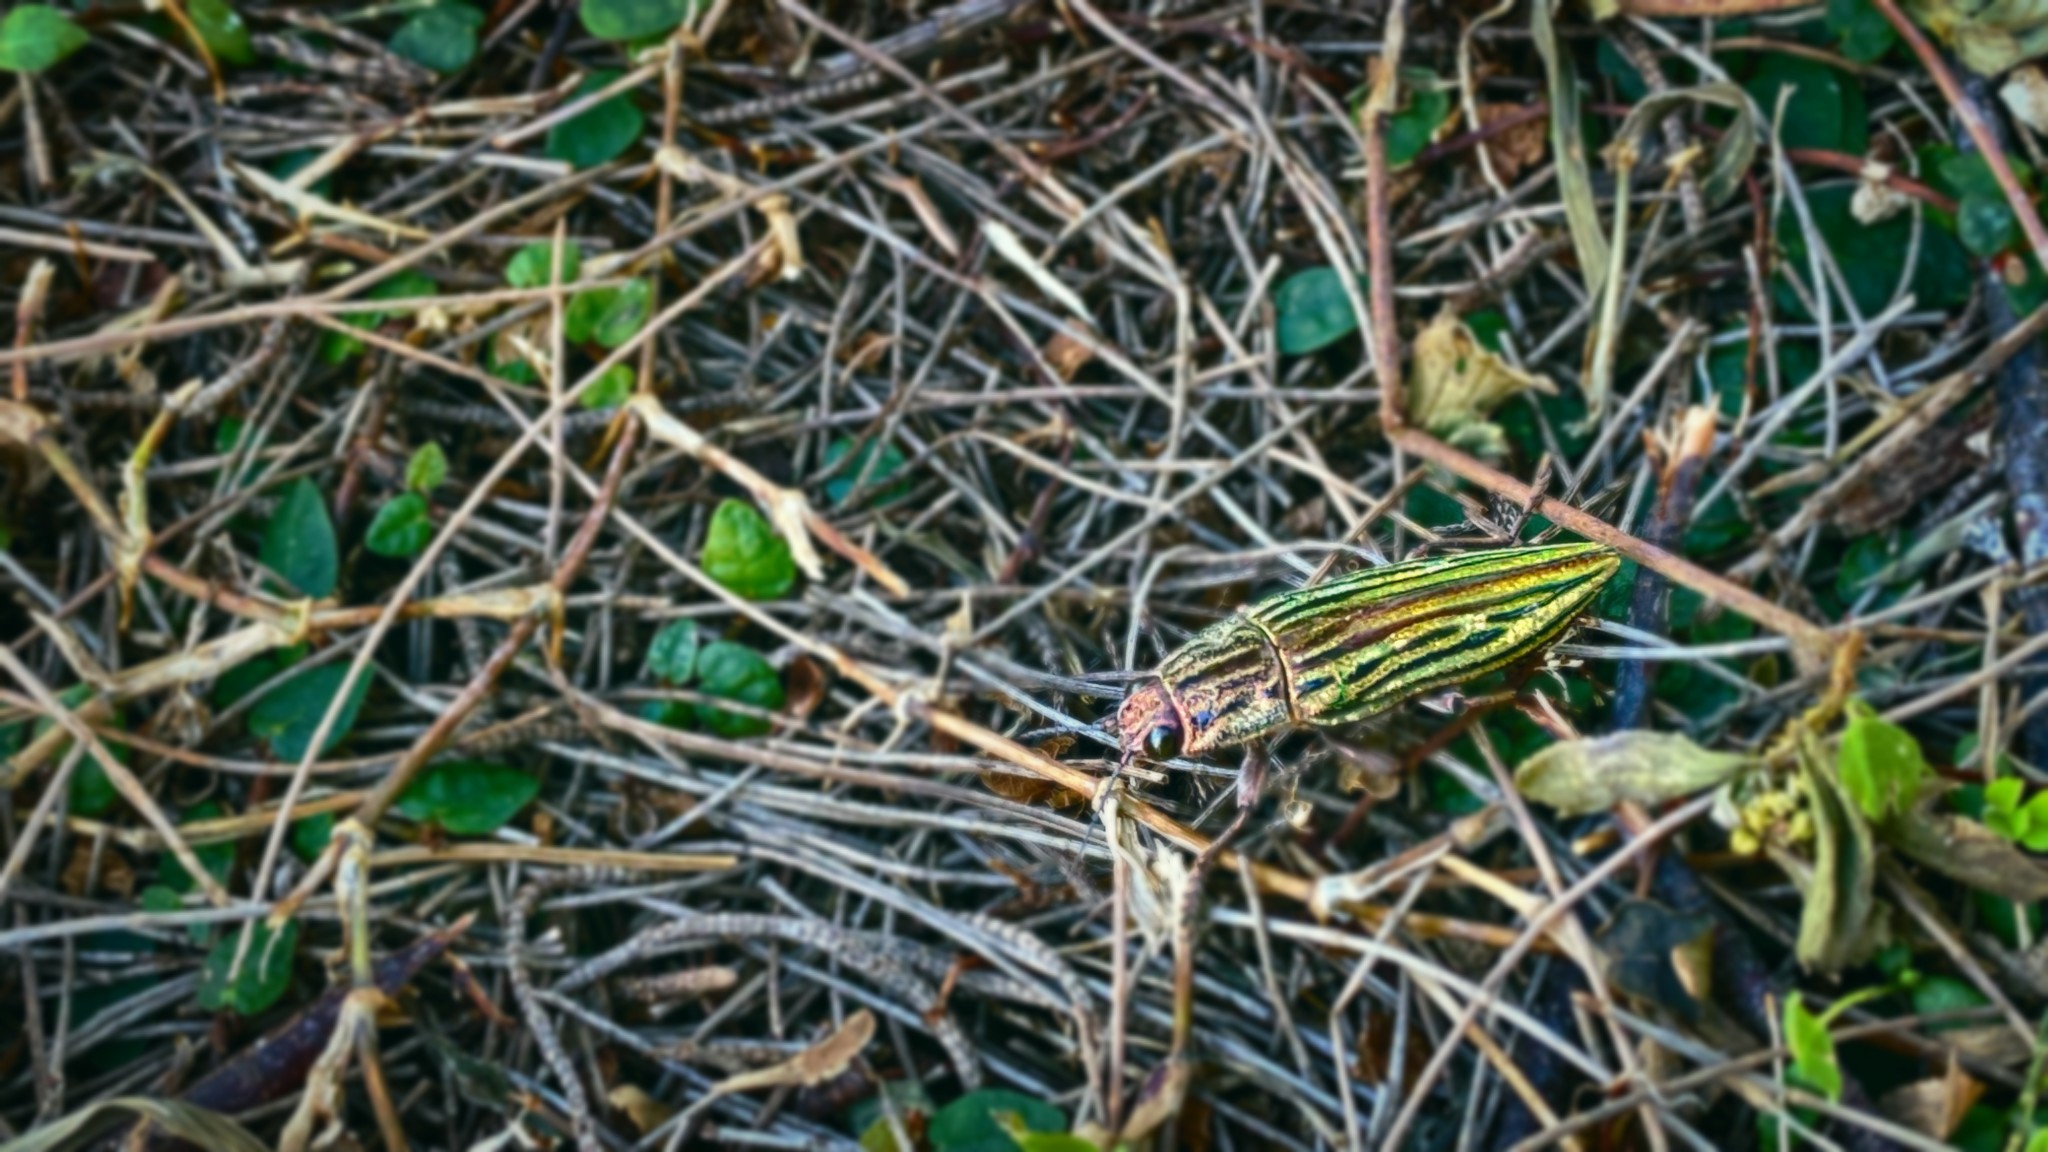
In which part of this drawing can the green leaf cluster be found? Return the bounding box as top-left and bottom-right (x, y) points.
(1983, 778), (2048, 852)
(320, 270), (439, 364)
(639, 620), (784, 739)
(367, 443), (450, 559)
(645, 619), (701, 684)
(160, 802), (235, 894)
(501, 240), (651, 366)
(583, 364), (636, 409)
(691, 642), (784, 737)
(1930, 148), (2038, 258)
(1775, 185), (1972, 322)
(1383, 70), (1451, 168)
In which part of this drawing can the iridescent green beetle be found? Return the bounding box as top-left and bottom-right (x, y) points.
(1116, 541), (1621, 766)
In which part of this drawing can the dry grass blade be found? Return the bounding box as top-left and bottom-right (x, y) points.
(0, 1097), (266, 1152)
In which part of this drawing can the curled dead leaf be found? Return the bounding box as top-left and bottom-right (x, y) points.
(1878, 1056), (1982, 1137)
(983, 764), (1087, 811)
(2003, 63), (2048, 131)
(691, 1010), (875, 1117)
(608, 1085), (676, 1134)
(1477, 102), (1548, 184)
(1904, 0), (2048, 76)
(669, 1013), (888, 1147)
(1121, 1058), (1193, 1145)
(1880, 788), (2048, 901)
(1792, 750), (1880, 975)
(1405, 310), (1557, 456)
(1045, 331), (1096, 381)
(784, 655), (827, 720)
(62, 840), (135, 898)
(1514, 731), (1755, 816)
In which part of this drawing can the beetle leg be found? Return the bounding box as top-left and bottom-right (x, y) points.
(1169, 742), (1268, 1065)
(1187, 742), (1266, 882)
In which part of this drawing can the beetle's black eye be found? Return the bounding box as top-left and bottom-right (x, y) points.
(1144, 724), (1183, 760)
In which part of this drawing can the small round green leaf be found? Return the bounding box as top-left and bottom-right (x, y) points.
(290, 811), (334, 862)
(1937, 150), (2031, 200)
(701, 499), (796, 601)
(70, 755), (119, 817)
(639, 697), (693, 729)
(1273, 266), (1365, 356)
(396, 760), (539, 836)
(215, 415), (250, 456)
(822, 437), (911, 506)
(1911, 975), (1991, 1033)
(694, 642), (783, 738)
(406, 442), (448, 493)
(161, 802), (237, 893)
(488, 341), (536, 384)
(566, 279), (653, 348)
(1826, 0), (1895, 62)
(1781, 994), (1843, 1102)
(140, 884), (182, 914)
(320, 269), (439, 363)
(260, 477), (338, 599)
(583, 364), (636, 409)
(365, 492), (433, 558)
(1836, 699), (1927, 821)
(198, 917), (298, 1015)
(646, 619), (700, 684)
(505, 239), (582, 289)
(1743, 54), (1866, 155)
(544, 71), (644, 169)
(1382, 72), (1450, 168)
(187, 0), (254, 66)
(388, 2), (482, 73)
(579, 0), (695, 40)
(0, 6), (89, 74)
(1957, 192), (2016, 257)
(927, 1090), (1065, 1152)
(247, 662), (372, 761)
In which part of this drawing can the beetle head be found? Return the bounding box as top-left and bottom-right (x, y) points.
(1116, 680), (1185, 763)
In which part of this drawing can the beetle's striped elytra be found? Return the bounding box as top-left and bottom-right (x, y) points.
(1116, 542), (1622, 763)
